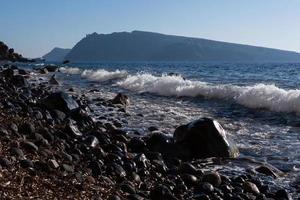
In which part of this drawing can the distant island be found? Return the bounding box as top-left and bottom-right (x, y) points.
(42, 47), (71, 62)
(45, 31), (300, 62)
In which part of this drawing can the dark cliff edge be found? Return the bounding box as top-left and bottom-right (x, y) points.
(0, 41), (32, 62)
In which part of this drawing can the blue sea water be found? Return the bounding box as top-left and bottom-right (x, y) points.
(25, 61), (300, 194)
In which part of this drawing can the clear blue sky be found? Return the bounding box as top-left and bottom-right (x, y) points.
(1, 0), (299, 58)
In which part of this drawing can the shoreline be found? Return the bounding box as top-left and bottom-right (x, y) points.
(0, 64), (297, 199)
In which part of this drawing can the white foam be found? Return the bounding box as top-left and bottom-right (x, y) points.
(81, 69), (128, 82)
(59, 67), (81, 74)
(117, 73), (300, 114)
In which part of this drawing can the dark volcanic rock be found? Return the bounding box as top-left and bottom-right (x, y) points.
(150, 185), (176, 200)
(173, 118), (239, 158)
(44, 65), (58, 72)
(110, 93), (130, 106)
(84, 135), (99, 148)
(20, 159), (34, 168)
(11, 75), (29, 87)
(275, 189), (291, 200)
(19, 122), (35, 135)
(39, 68), (48, 74)
(49, 74), (59, 85)
(65, 120), (82, 137)
(18, 69), (28, 75)
(0, 158), (11, 167)
(41, 92), (79, 113)
(10, 147), (24, 158)
(202, 172), (222, 187)
(146, 132), (171, 152)
(22, 141), (38, 152)
(243, 181), (260, 195)
(256, 165), (279, 178)
(1, 68), (15, 79)
(0, 127), (9, 136)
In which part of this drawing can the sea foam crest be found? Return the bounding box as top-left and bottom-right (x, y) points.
(59, 67), (81, 74)
(117, 73), (300, 113)
(81, 69), (128, 82)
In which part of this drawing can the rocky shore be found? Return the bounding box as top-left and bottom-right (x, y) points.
(0, 64), (296, 199)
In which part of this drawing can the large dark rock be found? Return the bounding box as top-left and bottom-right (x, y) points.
(49, 74), (59, 85)
(11, 75), (29, 87)
(41, 92), (79, 113)
(1, 68), (15, 79)
(173, 118), (239, 159)
(110, 93), (130, 106)
(44, 65), (58, 72)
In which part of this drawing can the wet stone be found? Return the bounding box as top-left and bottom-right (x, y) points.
(255, 165), (279, 178)
(20, 159), (34, 168)
(34, 161), (51, 172)
(41, 92), (79, 113)
(110, 93), (130, 106)
(174, 117), (239, 159)
(127, 194), (144, 200)
(194, 194), (210, 200)
(180, 162), (201, 176)
(120, 181), (136, 194)
(11, 75), (29, 87)
(10, 123), (18, 133)
(65, 121), (82, 137)
(243, 181), (260, 195)
(128, 137), (146, 153)
(181, 174), (198, 187)
(148, 126), (159, 132)
(150, 185), (175, 200)
(84, 135), (99, 148)
(49, 74), (59, 85)
(107, 163), (126, 178)
(0, 158), (11, 167)
(89, 160), (102, 177)
(49, 159), (59, 169)
(275, 189), (291, 200)
(19, 122), (35, 135)
(10, 147), (24, 158)
(108, 195), (121, 200)
(62, 164), (74, 173)
(202, 172), (222, 187)
(22, 141), (38, 152)
(0, 127), (9, 136)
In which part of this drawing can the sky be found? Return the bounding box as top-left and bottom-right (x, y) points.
(0, 0), (299, 58)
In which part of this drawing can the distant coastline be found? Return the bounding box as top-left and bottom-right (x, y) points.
(42, 30), (300, 63)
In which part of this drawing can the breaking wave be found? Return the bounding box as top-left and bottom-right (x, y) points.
(81, 69), (128, 82)
(117, 73), (300, 114)
(59, 67), (81, 74)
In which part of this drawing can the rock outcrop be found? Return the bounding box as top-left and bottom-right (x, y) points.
(174, 117), (239, 158)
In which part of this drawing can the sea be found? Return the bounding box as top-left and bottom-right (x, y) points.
(23, 61), (300, 195)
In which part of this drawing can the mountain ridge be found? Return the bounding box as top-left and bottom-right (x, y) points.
(43, 47), (71, 62)
(63, 30), (300, 62)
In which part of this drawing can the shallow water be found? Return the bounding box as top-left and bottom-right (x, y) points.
(25, 61), (300, 195)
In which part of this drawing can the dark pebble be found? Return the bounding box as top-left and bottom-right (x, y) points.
(120, 181), (136, 194)
(243, 181), (260, 195)
(202, 172), (222, 187)
(275, 189), (291, 200)
(20, 159), (34, 168)
(22, 141), (38, 152)
(0, 158), (11, 167)
(10, 147), (24, 158)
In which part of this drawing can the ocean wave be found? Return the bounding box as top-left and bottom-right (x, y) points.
(59, 67), (81, 74)
(81, 69), (128, 82)
(117, 73), (300, 113)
